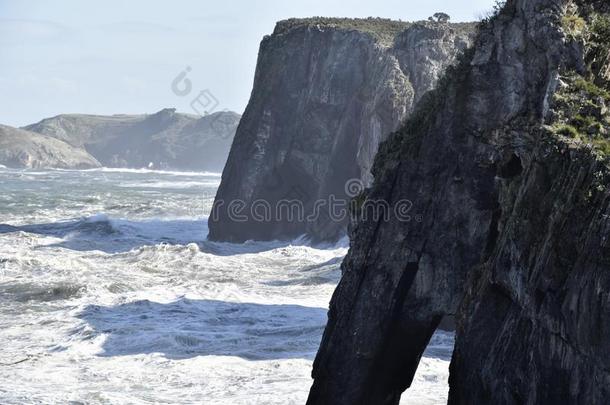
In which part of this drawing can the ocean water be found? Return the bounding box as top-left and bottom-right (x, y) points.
(0, 168), (453, 404)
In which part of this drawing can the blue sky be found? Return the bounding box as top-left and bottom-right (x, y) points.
(0, 0), (496, 127)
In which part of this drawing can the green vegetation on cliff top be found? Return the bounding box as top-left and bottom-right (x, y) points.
(552, 11), (610, 159)
(375, 4), (610, 173)
(274, 17), (476, 47)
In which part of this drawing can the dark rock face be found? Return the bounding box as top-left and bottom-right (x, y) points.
(0, 124), (100, 169)
(209, 18), (475, 243)
(308, 1), (610, 404)
(25, 109), (240, 172)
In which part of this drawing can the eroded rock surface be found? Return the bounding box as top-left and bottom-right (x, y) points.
(308, 1), (610, 404)
(209, 18), (475, 243)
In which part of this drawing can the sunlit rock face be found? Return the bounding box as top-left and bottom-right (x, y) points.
(307, 1), (610, 404)
(209, 18), (475, 243)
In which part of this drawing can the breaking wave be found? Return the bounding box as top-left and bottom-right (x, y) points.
(0, 168), (451, 405)
(77, 167), (222, 176)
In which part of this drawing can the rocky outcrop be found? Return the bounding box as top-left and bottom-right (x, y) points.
(25, 109), (240, 172)
(209, 18), (475, 243)
(0, 124), (100, 169)
(308, 1), (610, 404)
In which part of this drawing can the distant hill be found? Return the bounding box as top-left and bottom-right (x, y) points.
(24, 108), (241, 172)
(0, 124), (100, 169)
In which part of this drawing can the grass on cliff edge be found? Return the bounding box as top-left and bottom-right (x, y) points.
(551, 72), (610, 157)
(274, 17), (476, 47)
(551, 11), (610, 159)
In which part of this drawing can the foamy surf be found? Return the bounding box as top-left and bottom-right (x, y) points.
(0, 167), (452, 404)
(76, 167), (222, 176)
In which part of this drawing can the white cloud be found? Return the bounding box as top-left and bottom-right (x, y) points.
(0, 18), (70, 41)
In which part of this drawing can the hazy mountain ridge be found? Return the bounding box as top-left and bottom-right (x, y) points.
(0, 124), (101, 169)
(24, 108), (240, 172)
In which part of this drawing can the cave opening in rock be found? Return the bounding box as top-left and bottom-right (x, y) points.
(402, 317), (456, 404)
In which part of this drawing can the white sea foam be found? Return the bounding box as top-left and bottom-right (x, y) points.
(118, 180), (221, 189)
(0, 169), (452, 404)
(78, 167), (222, 176)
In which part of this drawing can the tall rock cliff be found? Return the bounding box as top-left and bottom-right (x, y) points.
(208, 18), (475, 243)
(25, 109), (240, 172)
(308, 1), (610, 404)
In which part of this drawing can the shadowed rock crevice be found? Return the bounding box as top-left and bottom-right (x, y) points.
(499, 153), (523, 179)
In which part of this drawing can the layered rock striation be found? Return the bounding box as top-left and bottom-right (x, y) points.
(308, 1), (610, 404)
(209, 18), (475, 243)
